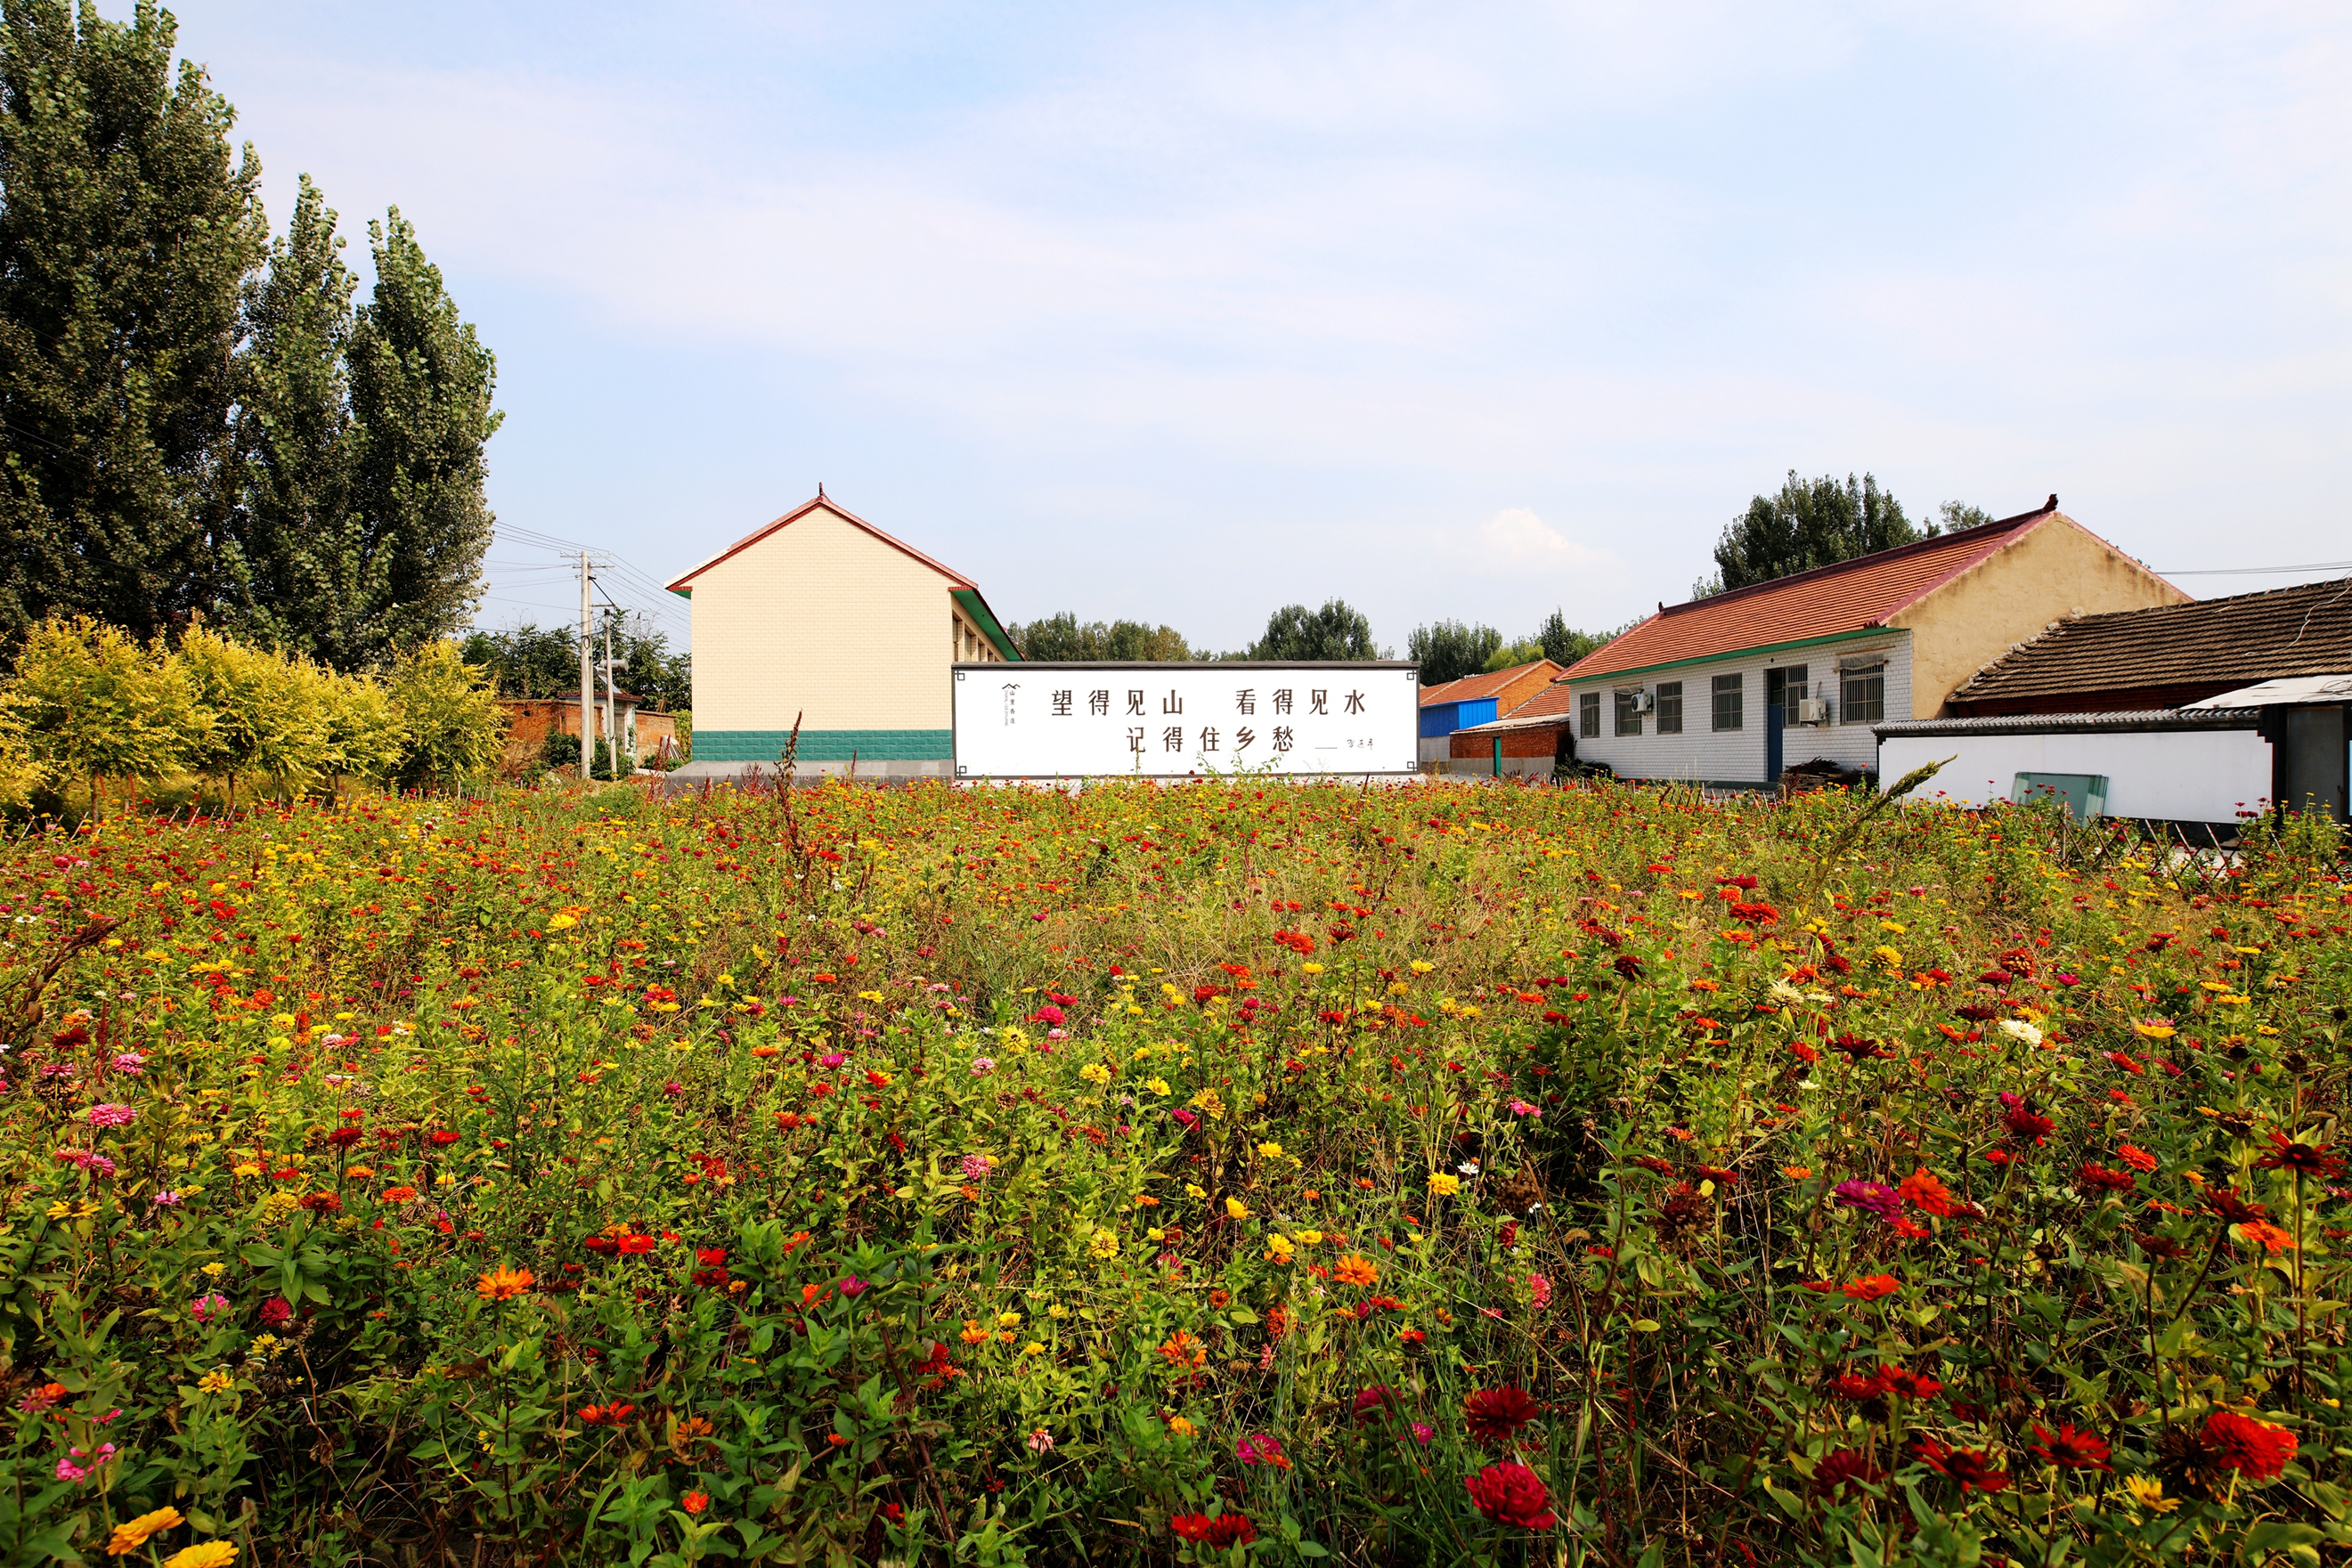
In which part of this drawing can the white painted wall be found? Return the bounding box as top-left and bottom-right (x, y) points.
(1878, 727), (2272, 821)
(1568, 633), (1912, 784)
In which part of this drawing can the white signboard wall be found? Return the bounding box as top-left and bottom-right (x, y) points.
(952, 662), (1420, 778)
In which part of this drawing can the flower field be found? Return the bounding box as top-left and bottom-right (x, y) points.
(2, 776), (2348, 1567)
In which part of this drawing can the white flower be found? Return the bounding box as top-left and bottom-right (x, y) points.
(1457, 1160), (1480, 1177)
(1767, 979), (1805, 1005)
(1998, 1019), (2043, 1047)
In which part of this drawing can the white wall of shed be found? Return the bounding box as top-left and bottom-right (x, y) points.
(1878, 729), (2272, 820)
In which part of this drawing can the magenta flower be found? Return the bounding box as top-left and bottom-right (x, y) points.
(1237, 1433), (1286, 1466)
(839, 1276), (869, 1297)
(191, 1293), (229, 1322)
(84, 1103), (135, 1129)
(1834, 1180), (1903, 1223)
(819, 1052), (846, 1068)
(960, 1154), (994, 1181)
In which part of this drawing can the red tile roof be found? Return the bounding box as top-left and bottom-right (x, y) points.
(1562, 500), (2074, 683)
(1418, 660), (1561, 706)
(1460, 679), (1583, 731)
(666, 492), (979, 594)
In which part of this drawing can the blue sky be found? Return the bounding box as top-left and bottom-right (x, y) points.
(159, 0), (2348, 653)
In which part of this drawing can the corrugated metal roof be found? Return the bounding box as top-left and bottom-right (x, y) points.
(1559, 501), (2120, 683)
(1873, 708), (2262, 738)
(1953, 576), (2352, 703)
(2183, 673), (2352, 708)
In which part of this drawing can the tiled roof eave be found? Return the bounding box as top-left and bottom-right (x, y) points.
(1874, 708), (2264, 738)
(1563, 625), (1901, 687)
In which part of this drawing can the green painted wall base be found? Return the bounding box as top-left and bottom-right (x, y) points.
(694, 729), (953, 762)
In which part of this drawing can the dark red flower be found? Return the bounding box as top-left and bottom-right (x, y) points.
(2075, 1162), (2136, 1193)
(259, 1296), (292, 1327)
(2256, 1133), (2345, 1180)
(1462, 1385), (1542, 1443)
(1465, 1460), (1556, 1530)
(1879, 1367), (1944, 1401)
(2029, 1423), (2113, 1472)
(1912, 1438), (2009, 1492)
(2205, 1189), (2271, 1226)
(1828, 1371), (1887, 1401)
(1811, 1450), (1882, 1496)
(2001, 1105), (2055, 1144)
(2201, 1410), (2298, 1481)
(328, 1126), (363, 1148)
(1169, 1512), (1257, 1547)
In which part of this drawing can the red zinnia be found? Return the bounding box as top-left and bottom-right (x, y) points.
(2029, 1422), (2113, 1472)
(2076, 1162), (2136, 1193)
(1465, 1460), (1557, 1531)
(1880, 1367), (1944, 1401)
(2001, 1105), (2055, 1144)
(1841, 1274), (1900, 1303)
(1812, 1450), (1881, 1496)
(1462, 1385), (1542, 1443)
(2201, 1410), (2297, 1481)
(1829, 1371), (1887, 1401)
(1352, 1385), (1399, 1425)
(2256, 1133), (2345, 1180)
(1912, 1438), (2009, 1492)
(1169, 1512), (1257, 1547)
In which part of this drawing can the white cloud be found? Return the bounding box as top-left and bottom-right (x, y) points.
(1474, 508), (1612, 568)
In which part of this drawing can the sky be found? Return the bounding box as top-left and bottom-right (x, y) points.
(148, 0), (2350, 654)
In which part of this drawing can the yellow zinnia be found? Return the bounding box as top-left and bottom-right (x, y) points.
(163, 1545), (240, 1568)
(107, 1506), (185, 1554)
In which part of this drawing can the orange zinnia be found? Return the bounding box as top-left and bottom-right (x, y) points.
(1331, 1255), (1379, 1288)
(476, 1263), (533, 1302)
(1157, 1329), (1207, 1368)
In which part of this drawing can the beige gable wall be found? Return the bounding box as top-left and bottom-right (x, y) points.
(688, 504), (961, 732)
(1893, 516), (2188, 719)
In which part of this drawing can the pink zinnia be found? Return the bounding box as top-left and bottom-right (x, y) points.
(84, 1103), (136, 1129)
(1528, 1272), (1552, 1312)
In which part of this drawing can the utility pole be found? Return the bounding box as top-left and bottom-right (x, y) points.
(603, 613), (618, 776)
(578, 550), (593, 779)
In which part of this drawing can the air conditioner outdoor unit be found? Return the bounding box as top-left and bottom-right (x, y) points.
(1629, 690), (1654, 714)
(1796, 696), (1830, 724)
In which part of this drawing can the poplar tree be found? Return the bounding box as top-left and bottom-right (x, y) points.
(0, 0), (266, 644)
(218, 173), (355, 654)
(329, 209), (501, 670)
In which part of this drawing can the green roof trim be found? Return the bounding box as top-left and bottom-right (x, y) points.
(1566, 626), (1900, 687)
(670, 586), (691, 599)
(952, 589), (1021, 662)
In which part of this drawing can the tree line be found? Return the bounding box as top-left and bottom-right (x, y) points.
(0, 0), (498, 669)
(460, 613), (691, 712)
(1009, 469), (1994, 687)
(0, 613), (507, 816)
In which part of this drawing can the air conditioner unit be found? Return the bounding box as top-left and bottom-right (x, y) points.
(1629, 690), (1655, 715)
(1796, 696), (1831, 725)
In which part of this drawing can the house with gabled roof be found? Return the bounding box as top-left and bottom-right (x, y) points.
(1873, 575), (2351, 828)
(1555, 497), (2186, 788)
(1417, 659), (1561, 768)
(664, 490), (1020, 780)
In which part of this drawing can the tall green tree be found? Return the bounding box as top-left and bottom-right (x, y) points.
(1250, 599), (1380, 662)
(1534, 608), (1605, 668)
(1711, 470), (1933, 593)
(1406, 620), (1501, 685)
(320, 208), (501, 670)
(1007, 612), (1195, 662)
(217, 172), (355, 651)
(0, 0), (266, 646)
